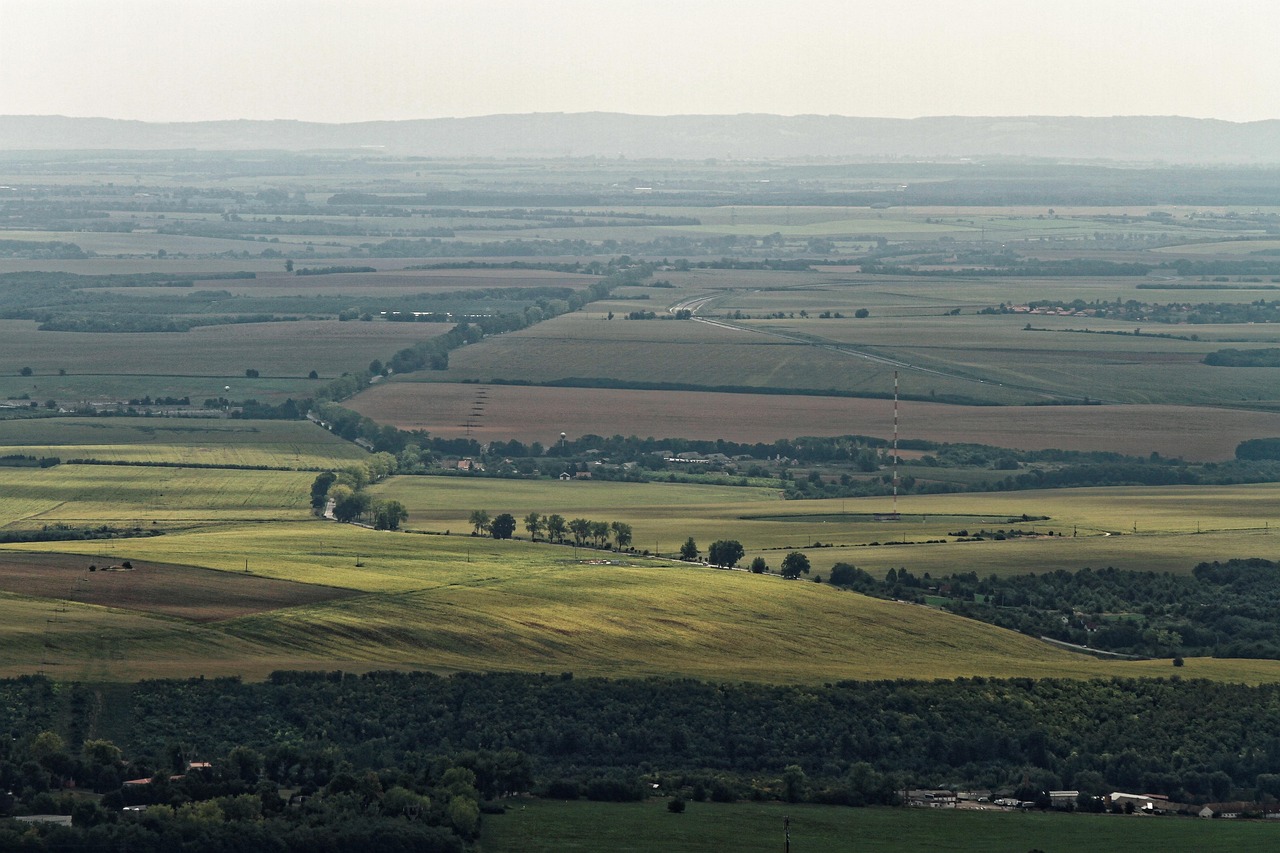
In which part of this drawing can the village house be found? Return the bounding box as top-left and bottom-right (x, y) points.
(1198, 801), (1280, 819)
(1106, 792), (1159, 812)
(1048, 790), (1079, 808)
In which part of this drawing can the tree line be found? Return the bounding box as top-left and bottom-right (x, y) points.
(467, 510), (634, 550)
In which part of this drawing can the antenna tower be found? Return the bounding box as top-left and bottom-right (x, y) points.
(892, 371), (900, 518)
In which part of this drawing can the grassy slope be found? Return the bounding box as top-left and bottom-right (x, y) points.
(10, 518), (1280, 685)
(0, 463), (1277, 684)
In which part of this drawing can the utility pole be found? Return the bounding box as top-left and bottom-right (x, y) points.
(784, 815), (791, 853)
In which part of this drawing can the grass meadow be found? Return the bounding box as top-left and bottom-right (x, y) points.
(480, 799), (1280, 853)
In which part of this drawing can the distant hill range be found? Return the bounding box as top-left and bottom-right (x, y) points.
(2, 113), (1279, 163)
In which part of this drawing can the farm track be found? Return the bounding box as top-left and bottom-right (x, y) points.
(671, 291), (1099, 402)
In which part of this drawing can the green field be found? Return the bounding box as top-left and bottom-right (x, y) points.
(480, 799), (1280, 853)
(429, 281), (1280, 407)
(0, 466), (1278, 683)
(0, 465), (313, 529)
(14, 516), (1280, 684)
(0, 318), (447, 403)
(372, 476), (1280, 574)
(2, 160), (1280, 689)
(0, 417), (368, 468)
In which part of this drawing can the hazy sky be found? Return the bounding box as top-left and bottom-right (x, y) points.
(2, 0), (1277, 123)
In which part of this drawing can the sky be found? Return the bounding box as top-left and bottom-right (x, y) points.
(1, 0), (1277, 123)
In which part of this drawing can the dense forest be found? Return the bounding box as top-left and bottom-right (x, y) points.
(828, 558), (1280, 660)
(9, 670), (1280, 850)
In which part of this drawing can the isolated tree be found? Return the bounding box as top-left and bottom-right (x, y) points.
(524, 512), (543, 540)
(610, 521), (633, 550)
(490, 513), (517, 540)
(469, 509), (491, 536)
(308, 370), (319, 379)
(707, 540), (744, 569)
(19, 366), (32, 376)
(545, 514), (567, 543)
(285, 259), (294, 272)
(245, 368), (260, 378)
(780, 551), (811, 579)
(679, 537), (699, 562)
(749, 556), (768, 574)
(373, 500), (408, 531)
(854, 308), (870, 319)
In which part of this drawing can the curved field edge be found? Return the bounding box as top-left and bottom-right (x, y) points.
(5, 526), (1280, 685)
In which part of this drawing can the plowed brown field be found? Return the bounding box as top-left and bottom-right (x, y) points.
(0, 551), (357, 622)
(350, 381), (1280, 461)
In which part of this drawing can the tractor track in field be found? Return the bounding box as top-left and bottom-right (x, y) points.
(669, 290), (1104, 404)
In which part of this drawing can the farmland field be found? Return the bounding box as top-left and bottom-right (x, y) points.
(0, 412), (371, 466)
(13, 136), (1280, 850)
(0, 466), (1275, 683)
(0, 465), (313, 529)
(0, 417), (368, 468)
(426, 300), (1280, 408)
(0, 318), (447, 385)
(187, 266), (599, 297)
(480, 799), (1280, 853)
(434, 310), (1031, 403)
(372, 476), (1280, 572)
(11, 516), (1280, 684)
(0, 550), (356, 621)
(351, 380), (1280, 459)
